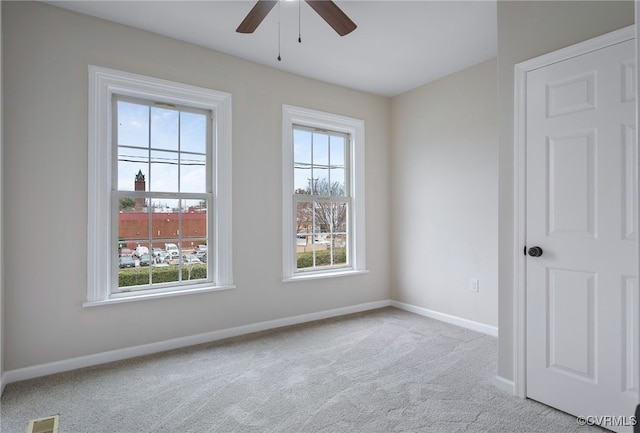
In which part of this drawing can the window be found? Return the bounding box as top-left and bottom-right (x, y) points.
(282, 105), (366, 280)
(87, 66), (233, 305)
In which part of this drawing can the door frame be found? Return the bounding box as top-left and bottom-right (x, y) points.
(512, 25), (636, 399)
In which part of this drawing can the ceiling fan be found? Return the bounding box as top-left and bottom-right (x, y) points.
(236, 0), (357, 37)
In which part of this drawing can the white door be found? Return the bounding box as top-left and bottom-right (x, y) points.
(526, 38), (638, 432)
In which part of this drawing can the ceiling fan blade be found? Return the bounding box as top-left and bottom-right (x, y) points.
(236, 0), (278, 34)
(305, 0), (357, 36)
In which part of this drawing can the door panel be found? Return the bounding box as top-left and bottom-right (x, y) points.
(623, 276), (638, 397)
(547, 132), (596, 237)
(622, 123), (637, 241)
(547, 268), (596, 380)
(526, 38), (637, 432)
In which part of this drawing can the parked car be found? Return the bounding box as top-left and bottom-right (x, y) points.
(135, 245), (149, 258)
(120, 248), (134, 257)
(197, 252), (207, 263)
(183, 255), (201, 265)
(139, 253), (151, 267)
(152, 247), (164, 258)
(119, 256), (135, 268)
(165, 243), (180, 257)
(156, 252), (171, 264)
(195, 249), (207, 261)
(167, 256), (185, 266)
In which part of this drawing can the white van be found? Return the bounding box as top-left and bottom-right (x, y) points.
(165, 243), (179, 257)
(135, 245), (149, 257)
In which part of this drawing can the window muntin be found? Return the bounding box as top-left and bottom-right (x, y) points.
(293, 126), (350, 272)
(113, 96), (212, 294)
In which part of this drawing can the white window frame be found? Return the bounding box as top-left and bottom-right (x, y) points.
(86, 66), (233, 306)
(282, 105), (367, 281)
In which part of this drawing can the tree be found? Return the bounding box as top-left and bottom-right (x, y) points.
(119, 197), (136, 212)
(295, 178), (347, 246)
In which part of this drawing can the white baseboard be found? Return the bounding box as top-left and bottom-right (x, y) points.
(3, 300), (392, 385)
(390, 300), (499, 337)
(493, 375), (515, 395)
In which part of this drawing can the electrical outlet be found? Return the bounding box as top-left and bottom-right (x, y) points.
(470, 279), (479, 293)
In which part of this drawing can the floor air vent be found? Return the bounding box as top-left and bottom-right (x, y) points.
(26, 415), (59, 433)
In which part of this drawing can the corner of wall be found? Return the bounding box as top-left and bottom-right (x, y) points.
(492, 375), (515, 395)
(0, 0), (5, 396)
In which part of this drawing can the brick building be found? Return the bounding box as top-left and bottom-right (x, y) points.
(119, 211), (207, 252)
(119, 171), (207, 252)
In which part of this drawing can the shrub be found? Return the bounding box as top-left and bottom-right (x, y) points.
(118, 264), (207, 287)
(297, 248), (346, 269)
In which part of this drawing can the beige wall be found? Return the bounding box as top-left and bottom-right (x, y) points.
(496, 0), (634, 381)
(2, 2), (391, 371)
(390, 59), (498, 327)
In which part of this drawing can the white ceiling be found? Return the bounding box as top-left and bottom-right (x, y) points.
(47, 0), (497, 97)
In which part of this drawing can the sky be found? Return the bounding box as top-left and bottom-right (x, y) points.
(293, 127), (346, 195)
(116, 100), (208, 198)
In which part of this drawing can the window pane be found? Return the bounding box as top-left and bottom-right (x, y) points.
(333, 202), (348, 233)
(117, 101), (149, 148)
(313, 201), (333, 234)
(118, 147), (148, 192)
(118, 202), (148, 245)
(150, 150), (179, 192)
(313, 132), (329, 165)
(182, 199), (208, 281)
(330, 240), (347, 265)
(333, 233), (348, 249)
(182, 198), (207, 248)
(294, 129), (312, 194)
(180, 111), (207, 154)
(149, 209), (180, 282)
(330, 135), (345, 167)
(181, 153), (206, 193)
(329, 171), (345, 196)
(118, 201), (150, 289)
(313, 132), (329, 195)
(149, 197), (178, 242)
(157, 237), (183, 283)
(296, 201), (313, 237)
(294, 129), (312, 164)
(330, 135), (346, 196)
(151, 106), (179, 151)
(314, 172), (330, 195)
(294, 168), (312, 194)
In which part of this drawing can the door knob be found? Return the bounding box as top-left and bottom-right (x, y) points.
(528, 246), (543, 257)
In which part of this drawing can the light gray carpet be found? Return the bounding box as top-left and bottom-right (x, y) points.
(1, 307), (606, 433)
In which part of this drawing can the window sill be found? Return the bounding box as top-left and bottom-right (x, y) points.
(282, 269), (369, 283)
(83, 284), (236, 307)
